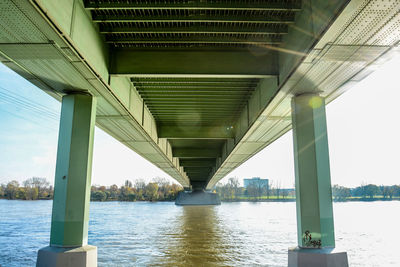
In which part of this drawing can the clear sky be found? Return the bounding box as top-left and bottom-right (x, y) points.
(1, 54), (399, 188)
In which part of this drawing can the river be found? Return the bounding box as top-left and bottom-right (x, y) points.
(0, 200), (399, 266)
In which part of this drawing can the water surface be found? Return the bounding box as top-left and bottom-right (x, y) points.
(0, 200), (399, 266)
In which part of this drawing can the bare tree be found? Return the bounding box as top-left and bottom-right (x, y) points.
(275, 180), (282, 199)
(124, 180), (132, 188)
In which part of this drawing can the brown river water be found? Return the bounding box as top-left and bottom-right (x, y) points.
(0, 200), (399, 266)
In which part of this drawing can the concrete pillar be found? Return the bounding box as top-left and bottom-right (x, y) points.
(37, 94), (97, 267)
(289, 93), (348, 267)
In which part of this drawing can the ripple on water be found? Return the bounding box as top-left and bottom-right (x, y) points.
(1, 200), (400, 266)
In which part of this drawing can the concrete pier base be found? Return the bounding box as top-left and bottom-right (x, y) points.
(288, 247), (348, 267)
(175, 190), (221, 205)
(36, 245), (97, 267)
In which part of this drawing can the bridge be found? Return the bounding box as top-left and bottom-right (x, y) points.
(0, 0), (399, 266)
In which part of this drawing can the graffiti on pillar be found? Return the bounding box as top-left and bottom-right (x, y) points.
(302, 230), (321, 248)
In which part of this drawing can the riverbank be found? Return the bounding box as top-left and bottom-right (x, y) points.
(221, 196), (400, 202)
(2, 196), (400, 203)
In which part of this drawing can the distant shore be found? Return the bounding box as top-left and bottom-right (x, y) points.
(221, 197), (400, 203)
(2, 197), (400, 203)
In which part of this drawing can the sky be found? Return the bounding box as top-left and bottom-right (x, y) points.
(0, 54), (400, 188)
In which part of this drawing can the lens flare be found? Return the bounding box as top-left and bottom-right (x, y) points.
(308, 96), (323, 109)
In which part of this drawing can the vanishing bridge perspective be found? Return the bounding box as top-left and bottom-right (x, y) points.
(0, 0), (399, 266)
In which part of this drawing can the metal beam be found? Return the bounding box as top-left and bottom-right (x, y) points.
(154, 113), (234, 116)
(187, 173), (210, 178)
(145, 100), (247, 104)
(93, 15), (295, 24)
(106, 36), (282, 45)
(173, 148), (221, 158)
(139, 91), (251, 96)
(145, 98), (247, 101)
(111, 49), (278, 76)
(180, 159), (216, 167)
(152, 112), (238, 116)
(136, 85), (256, 89)
(134, 83), (258, 88)
(138, 89), (254, 93)
(155, 120), (236, 123)
(184, 167), (212, 173)
(191, 181), (207, 189)
(158, 125), (234, 139)
(131, 78), (260, 83)
(145, 101), (246, 105)
(148, 107), (243, 111)
(100, 25), (289, 35)
(85, 1), (302, 11)
(130, 74), (272, 78)
(187, 177), (209, 181)
(140, 95), (250, 100)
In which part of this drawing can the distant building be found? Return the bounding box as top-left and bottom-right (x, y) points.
(243, 177), (269, 190)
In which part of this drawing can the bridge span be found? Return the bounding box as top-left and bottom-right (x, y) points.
(0, 0), (399, 266)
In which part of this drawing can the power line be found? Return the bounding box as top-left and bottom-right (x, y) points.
(0, 86), (60, 122)
(0, 86), (60, 117)
(0, 85), (60, 131)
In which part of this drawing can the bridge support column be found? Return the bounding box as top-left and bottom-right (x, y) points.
(36, 94), (97, 267)
(288, 94), (348, 267)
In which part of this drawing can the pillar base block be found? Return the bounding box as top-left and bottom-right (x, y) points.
(175, 190), (221, 205)
(36, 245), (97, 267)
(288, 247), (348, 267)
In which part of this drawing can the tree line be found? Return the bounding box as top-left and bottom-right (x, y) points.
(332, 184), (400, 201)
(2, 177), (400, 202)
(0, 177), (52, 200)
(90, 178), (182, 202)
(215, 178), (400, 201)
(215, 177), (294, 201)
(0, 177), (183, 201)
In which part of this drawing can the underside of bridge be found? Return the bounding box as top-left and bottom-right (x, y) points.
(1, 0), (398, 190)
(86, 0), (294, 190)
(1, 0), (400, 266)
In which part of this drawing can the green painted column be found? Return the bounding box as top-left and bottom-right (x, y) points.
(291, 93), (335, 248)
(50, 94), (96, 247)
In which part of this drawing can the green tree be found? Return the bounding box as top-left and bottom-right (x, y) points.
(381, 185), (395, 199)
(166, 183), (182, 200)
(119, 186), (134, 201)
(127, 192), (137, 201)
(365, 184), (380, 198)
(134, 179), (146, 200)
(23, 178), (39, 200)
(16, 187), (26, 199)
(332, 185), (351, 201)
(145, 183), (159, 201)
(26, 177), (50, 198)
(392, 185), (400, 197)
(5, 180), (19, 199)
(0, 184), (5, 198)
(91, 191), (107, 201)
(153, 177), (171, 200)
(109, 184), (119, 200)
(25, 187), (39, 200)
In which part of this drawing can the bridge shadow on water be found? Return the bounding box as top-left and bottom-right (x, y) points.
(154, 206), (230, 267)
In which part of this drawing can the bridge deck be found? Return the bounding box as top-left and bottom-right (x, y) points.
(0, 0), (399, 189)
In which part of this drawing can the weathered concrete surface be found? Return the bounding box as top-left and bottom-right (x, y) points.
(288, 247), (348, 267)
(175, 191), (221, 206)
(36, 245), (97, 267)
